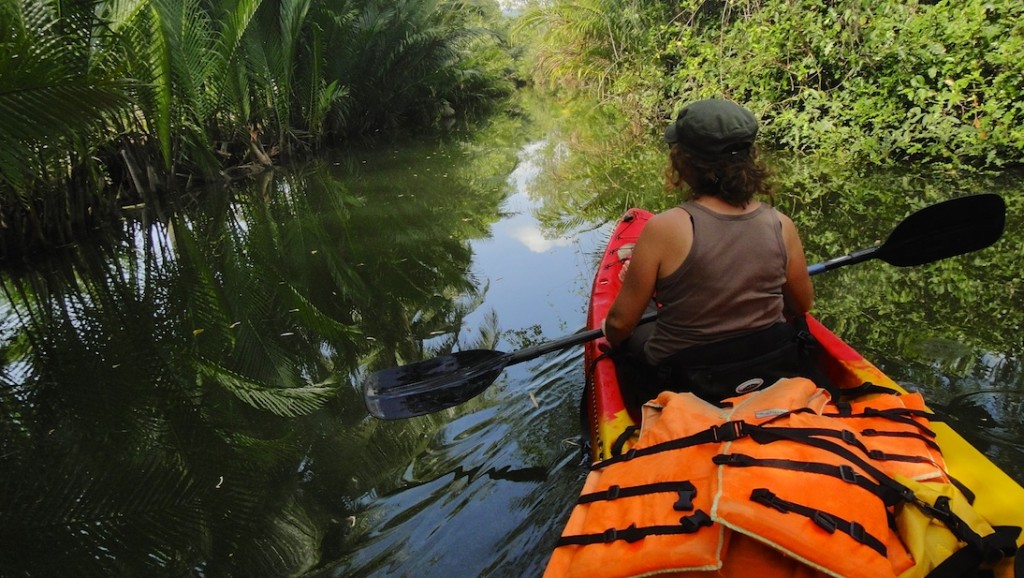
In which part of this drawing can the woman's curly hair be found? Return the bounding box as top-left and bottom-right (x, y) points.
(664, 144), (774, 206)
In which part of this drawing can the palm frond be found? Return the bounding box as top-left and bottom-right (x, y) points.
(280, 281), (361, 344)
(0, 1), (133, 187)
(196, 358), (336, 417)
(144, 2), (174, 168)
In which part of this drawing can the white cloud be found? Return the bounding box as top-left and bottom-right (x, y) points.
(510, 225), (572, 253)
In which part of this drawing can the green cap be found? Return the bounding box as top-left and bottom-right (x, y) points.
(664, 99), (758, 157)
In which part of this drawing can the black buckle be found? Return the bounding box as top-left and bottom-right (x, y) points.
(813, 511), (838, 533)
(680, 510), (713, 533)
(603, 525), (645, 543)
(711, 421), (746, 442)
(849, 521), (866, 544)
(840, 429), (858, 445)
(750, 488), (790, 513)
(712, 453), (752, 466)
(838, 465), (859, 484)
(673, 483), (697, 511)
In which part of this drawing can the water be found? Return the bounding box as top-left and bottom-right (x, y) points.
(1, 101), (1022, 577)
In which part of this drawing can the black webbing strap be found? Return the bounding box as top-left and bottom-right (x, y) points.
(755, 425), (872, 454)
(712, 453), (895, 504)
(610, 425), (639, 458)
(949, 474), (977, 505)
(577, 480), (698, 512)
(839, 381), (904, 398)
(556, 510), (714, 547)
(750, 488), (888, 556)
(1017, 542), (1023, 577)
(743, 425), (918, 504)
(749, 423), (1008, 559)
(861, 428), (941, 451)
(865, 407), (938, 436)
(591, 420), (748, 471)
(867, 449), (935, 464)
(924, 525), (1021, 578)
(824, 407), (938, 438)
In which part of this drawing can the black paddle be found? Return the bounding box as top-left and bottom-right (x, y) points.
(363, 194), (1006, 420)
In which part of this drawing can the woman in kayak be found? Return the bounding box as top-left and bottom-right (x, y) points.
(602, 98), (817, 407)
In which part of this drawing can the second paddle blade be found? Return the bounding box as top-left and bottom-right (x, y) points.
(879, 193), (1006, 267)
(362, 349), (511, 419)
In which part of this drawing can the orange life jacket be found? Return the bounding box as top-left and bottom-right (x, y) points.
(543, 379), (1018, 578)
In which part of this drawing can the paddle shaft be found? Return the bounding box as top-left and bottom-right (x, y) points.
(507, 311), (658, 365)
(807, 248), (877, 275)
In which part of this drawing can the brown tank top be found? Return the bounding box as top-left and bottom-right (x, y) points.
(644, 201), (787, 365)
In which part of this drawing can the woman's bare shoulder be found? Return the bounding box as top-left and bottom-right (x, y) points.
(772, 209), (802, 237)
(641, 206), (693, 254)
(648, 206), (691, 232)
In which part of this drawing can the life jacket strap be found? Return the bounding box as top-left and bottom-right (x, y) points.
(867, 449), (936, 465)
(924, 525), (1022, 578)
(918, 494), (989, 554)
(713, 453), (898, 505)
(750, 425), (900, 482)
(577, 480), (698, 512)
(591, 420), (748, 470)
(861, 428), (941, 451)
(556, 510), (714, 547)
(750, 425), (871, 454)
(753, 423), (940, 473)
(825, 407), (938, 438)
(839, 381), (904, 398)
(748, 421), (1020, 570)
(609, 425), (639, 458)
(749, 488), (888, 557)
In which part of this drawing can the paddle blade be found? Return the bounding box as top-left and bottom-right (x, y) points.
(878, 193), (1005, 267)
(362, 349), (511, 419)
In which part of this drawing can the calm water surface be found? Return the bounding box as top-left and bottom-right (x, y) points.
(1, 103), (1022, 577)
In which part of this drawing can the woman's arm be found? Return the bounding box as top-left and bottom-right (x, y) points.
(604, 214), (684, 348)
(779, 213), (814, 316)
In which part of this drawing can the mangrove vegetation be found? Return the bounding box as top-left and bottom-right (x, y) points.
(4, 0), (1023, 258)
(0, 0), (517, 258)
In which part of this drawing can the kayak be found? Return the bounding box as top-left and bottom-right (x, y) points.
(546, 208), (1024, 578)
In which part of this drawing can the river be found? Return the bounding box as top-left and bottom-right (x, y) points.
(1, 98), (1022, 577)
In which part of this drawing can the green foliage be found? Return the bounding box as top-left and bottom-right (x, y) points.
(197, 359), (337, 417)
(0, 0), (518, 258)
(518, 0), (1024, 168)
(0, 0), (135, 251)
(514, 0), (669, 137)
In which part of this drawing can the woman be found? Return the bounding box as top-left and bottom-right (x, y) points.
(602, 98), (816, 406)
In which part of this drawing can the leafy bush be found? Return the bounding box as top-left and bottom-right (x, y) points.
(520, 0), (1024, 168)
